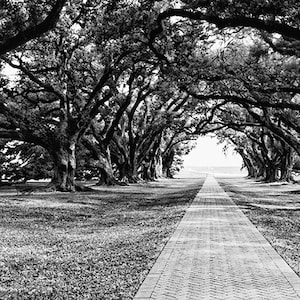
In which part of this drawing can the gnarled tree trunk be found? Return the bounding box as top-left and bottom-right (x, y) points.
(96, 147), (118, 186)
(162, 149), (175, 178)
(155, 152), (163, 178)
(50, 142), (77, 192)
(117, 161), (139, 183)
(264, 162), (278, 182)
(280, 148), (294, 182)
(236, 148), (256, 178)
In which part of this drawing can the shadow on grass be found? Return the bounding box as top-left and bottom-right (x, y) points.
(0, 178), (207, 299)
(137, 189), (199, 208)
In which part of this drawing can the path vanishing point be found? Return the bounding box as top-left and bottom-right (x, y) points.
(134, 175), (300, 300)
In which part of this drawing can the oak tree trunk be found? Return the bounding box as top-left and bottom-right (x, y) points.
(280, 149), (294, 182)
(162, 149), (175, 178)
(51, 144), (76, 192)
(118, 162), (139, 183)
(237, 149), (256, 178)
(264, 163), (278, 182)
(96, 148), (117, 185)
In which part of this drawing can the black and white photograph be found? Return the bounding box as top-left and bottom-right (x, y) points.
(0, 0), (300, 299)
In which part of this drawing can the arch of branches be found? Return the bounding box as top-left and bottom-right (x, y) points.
(1, 1), (300, 191)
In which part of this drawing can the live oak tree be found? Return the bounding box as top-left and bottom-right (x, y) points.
(108, 73), (200, 182)
(149, 0), (300, 59)
(145, 0), (300, 166)
(161, 128), (197, 178)
(217, 122), (295, 182)
(108, 65), (160, 183)
(2, 0), (300, 186)
(0, 0), (202, 188)
(110, 79), (177, 182)
(0, 0), (158, 191)
(157, 15), (300, 178)
(80, 61), (159, 184)
(190, 91), (296, 182)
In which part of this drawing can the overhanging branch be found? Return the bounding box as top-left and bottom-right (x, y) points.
(0, 0), (67, 55)
(149, 8), (300, 59)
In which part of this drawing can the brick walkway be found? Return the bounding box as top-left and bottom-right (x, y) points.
(134, 175), (300, 300)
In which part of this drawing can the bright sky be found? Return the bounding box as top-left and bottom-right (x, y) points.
(183, 135), (243, 167)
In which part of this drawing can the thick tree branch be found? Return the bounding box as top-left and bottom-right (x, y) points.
(0, 130), (22, 139)
(242, 103), (300, 155)
(2, 57), (65, 100)
(0, 0), (67, 55)
(104, 70), (136, 144)
(261, 32), (300, 57)
(149, 9), (300, 59)
(185, 87), (300, 111)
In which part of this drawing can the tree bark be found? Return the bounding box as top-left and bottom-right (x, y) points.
(162, 149), (175, 178)
(264, 163), (278, 182)
(96, 148), (118, 186)
(236, 149), (255, 178)
(141, 157), (154, 181)
(118, 162), (139, 183)
(280, 148), (294, 182)
(51, 143), (76, 191)
(155, 152), (163, 178)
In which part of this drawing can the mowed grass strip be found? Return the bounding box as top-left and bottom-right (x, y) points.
(0, 178), (204, 300)
(219, 176), (300, 277)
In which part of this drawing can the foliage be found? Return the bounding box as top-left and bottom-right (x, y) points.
(0, 1), (163, 189)
(0, 142), (53, 181)
(0, 0), (67, 54)
(2, 0), (300, 186)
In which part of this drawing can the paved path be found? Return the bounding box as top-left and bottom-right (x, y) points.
(134, 175), (300, 300)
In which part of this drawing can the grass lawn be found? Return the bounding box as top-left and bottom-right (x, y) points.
(219, 176), (300, 277)
(0, 178), (204, 300)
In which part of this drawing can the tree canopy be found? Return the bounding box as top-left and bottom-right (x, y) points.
(0, 0), (67, 55)
(1, 0), (300, 189)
